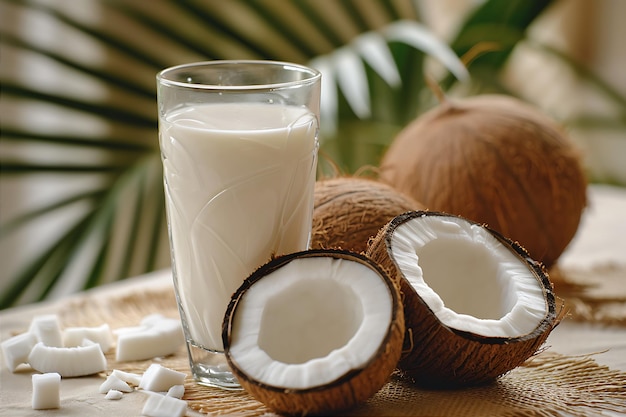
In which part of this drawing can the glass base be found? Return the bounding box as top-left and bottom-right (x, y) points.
(186, 342), (242, 390)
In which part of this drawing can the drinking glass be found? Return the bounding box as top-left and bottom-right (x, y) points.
(156, 61), (320, 389)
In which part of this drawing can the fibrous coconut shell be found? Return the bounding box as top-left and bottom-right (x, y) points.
(379, 94), (587, 267)
(222, 249), (405, 416)
(311, 177), (423, 253)
(367, 211), (559, 388)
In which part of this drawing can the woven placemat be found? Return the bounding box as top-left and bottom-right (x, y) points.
(57, 284), (626, 417)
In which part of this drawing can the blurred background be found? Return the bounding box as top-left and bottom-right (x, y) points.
(1, 0), (624, 308)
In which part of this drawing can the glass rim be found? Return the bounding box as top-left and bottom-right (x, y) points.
(157, 60), (321, 91)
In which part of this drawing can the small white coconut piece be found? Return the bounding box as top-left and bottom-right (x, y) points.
(115, 315), (183, 362)
(223, 249), (404, 416)
(64, 324), (114, 353)
(1, 331), (37, 372)
(105, 389), (124, 400)
(142, 393), (187, 417)
(99, 374), (133, 394)
(367, 211), (559, 387)
(111, 369), (143, 386)
(138, 364), (186, 393)
(32, 372), (61, 410)
(166, 385), (185, 399)
(28, 340), (107, 377)
(29, 314), (63, 347)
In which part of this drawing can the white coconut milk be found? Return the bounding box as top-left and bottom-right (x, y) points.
(160, 102), (318, 351)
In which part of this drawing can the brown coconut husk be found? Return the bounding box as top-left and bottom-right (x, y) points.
(379, 95), (587, 268)
(367, 211), (561, 388)
(311, 176), (424, 254)
(222, 249), (405, 416)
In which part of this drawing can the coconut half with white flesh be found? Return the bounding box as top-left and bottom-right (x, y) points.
(222, 249), (404, 416)
(367, 211), (558, 388)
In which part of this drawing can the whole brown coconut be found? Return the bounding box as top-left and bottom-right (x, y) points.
(379, 95), (587, 267)
(311, 177), (424, 253)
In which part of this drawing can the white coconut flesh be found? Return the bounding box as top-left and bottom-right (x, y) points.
(227, 256), (393, 390)
(390, 215), (548, 338)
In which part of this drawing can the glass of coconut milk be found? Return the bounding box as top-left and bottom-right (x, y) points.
(156, 61), (320, 389)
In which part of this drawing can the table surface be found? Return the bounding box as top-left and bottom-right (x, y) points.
(1, 184), (625, 417)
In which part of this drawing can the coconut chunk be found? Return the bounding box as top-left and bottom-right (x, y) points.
(105, 390), (124, 400)
(115, 316), (183, 362)
(29, 314), (63, 347)
(166, 385), (185, 399)
(223, 249), (404, 416)
(1, 331), (37, 372)
(367, 211), (558, 387)
(64, 324), (114, 353)
(111, 369), (142, 386)
(141, 393), (187, 417)
(99, 374), (133, 394)
(138, 364), (186, 393)
(32, 373), (61, 410)
(28, 341), (107, 377)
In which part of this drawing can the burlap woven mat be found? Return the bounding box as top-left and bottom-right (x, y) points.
(57, 271), (626, 417)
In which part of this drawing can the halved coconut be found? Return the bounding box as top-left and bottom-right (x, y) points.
(367, 211), (558, 388)
(222, 249), (404, 416)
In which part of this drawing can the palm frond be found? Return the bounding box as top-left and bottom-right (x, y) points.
(311, 20), (469, 133)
